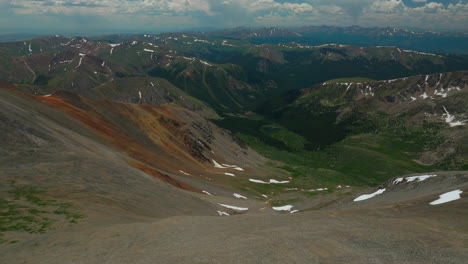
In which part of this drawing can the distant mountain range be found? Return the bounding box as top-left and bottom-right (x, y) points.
(197, 25), (468, 55)
(1, 33), (467, 113)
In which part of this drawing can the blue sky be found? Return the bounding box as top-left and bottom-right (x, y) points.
(0, 0), (467, 34)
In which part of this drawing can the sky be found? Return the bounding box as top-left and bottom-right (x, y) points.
(0, 0), (467, 34)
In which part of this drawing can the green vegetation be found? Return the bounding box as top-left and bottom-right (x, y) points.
(0, 181), (85, 244)
(214, 111), (441, 189)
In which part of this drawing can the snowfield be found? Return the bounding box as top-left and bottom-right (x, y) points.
(430, 190), (463, 205)
(218, 203), (248, 211)
(354, 189), (386, 202)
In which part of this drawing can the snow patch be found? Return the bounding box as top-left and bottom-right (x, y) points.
(354, 189), (386, 202)
(406, 175), (437, 182)
(393, 174), (437, 184)
(75, 54), (85, 69)
(430, 190), (463, 205)
(144, 49), (155, 53)
(212, 160), (244, 171)
(233, 193), (247, 199)
(218, 203), (248, 211)
(179, 170), (190, 176)
(249, 179), (289, 184)
(200, 60), (213, 67)
(202, 190), (213, 196)
(109, 43), (121, 55)
(393, 178), (404, 184)
(224, 173), (236, 177)
(272, 205), (293, 212)
(269, 179), (290, 184)
(217, 211), (229, 216)
(307, 188), (329, 192)
(442, 106), (466, 127)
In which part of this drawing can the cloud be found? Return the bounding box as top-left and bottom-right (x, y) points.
(1, 1), (468, 32)
(369, 0), (406, 13)
(413, 1), (444, 13)
(319, 0), (374, 24)
(198, 0), (252, 26)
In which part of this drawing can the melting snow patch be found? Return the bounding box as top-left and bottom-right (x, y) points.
(212, 160), (244, 171)
(393, 178), (404, 184)
(249, 179), (289, 184)
(430, 190), (463, 205)
(109, 43), (122, 55)
(179, 170), (190, 176)
(217, 211), (229, 216)
(218, 203), (248, 211)
(144, 49), (155, 53)
(202, 190), (213, 196)
(212, 160), (226, 168)
(354, 189), (386, 202)
(200, 60), (213, 67)
(249, 179), (268, 184)
(308, 188), (328, 191)
(405, 174), (437, 182)
(233, 193), (247, 199)
(393, 175), (437, 184)
(442, 107), (466, 127)
(150, 82), (154, 87)
(224, 173), (235, 177)
(75, 54), (85, 69)
(138, 91), (142, 99)
(269, 179), (290, 184)
(420, 92), (428, 99)
(272, 205), (293, 212)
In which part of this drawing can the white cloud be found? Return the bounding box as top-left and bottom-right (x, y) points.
(369, 0), (406, 14)
(3, 0), (468, 31)
(413, 2), (444, 13)
(250, 0), (314, 14)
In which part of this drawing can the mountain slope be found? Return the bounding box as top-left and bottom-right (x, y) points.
(211, 71), (468, 188)
(1, 35), (467, 112)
